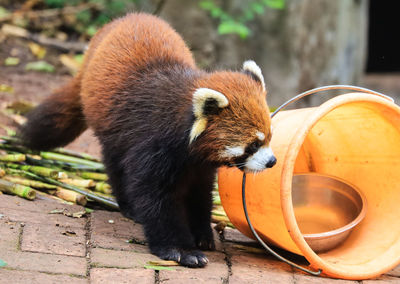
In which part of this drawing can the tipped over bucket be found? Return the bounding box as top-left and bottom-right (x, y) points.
(218, 92), (400, 280)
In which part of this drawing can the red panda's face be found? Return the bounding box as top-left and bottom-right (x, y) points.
(190, 61), (277, 173)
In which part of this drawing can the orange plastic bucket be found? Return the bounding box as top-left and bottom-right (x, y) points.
(218, 90), (400, 280)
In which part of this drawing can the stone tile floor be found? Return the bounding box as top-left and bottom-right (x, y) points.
(1, 194), (400, 283)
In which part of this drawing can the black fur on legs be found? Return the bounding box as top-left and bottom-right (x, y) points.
(95, 62), (217, 267)
(19, 79), (87, 151)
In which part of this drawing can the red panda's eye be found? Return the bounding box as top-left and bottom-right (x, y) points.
(249, 141), (260, 152)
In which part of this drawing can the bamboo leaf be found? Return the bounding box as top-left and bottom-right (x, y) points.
(144, 265), (175, 271)
(28, 42), (47, 59)
(4, 57), (20, 66)
(25, 61), (55, 73)
(0, 84), (14, 94)
(0, 259), (7, 267)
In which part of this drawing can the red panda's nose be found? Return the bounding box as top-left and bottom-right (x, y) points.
(266, 156), (277, 168)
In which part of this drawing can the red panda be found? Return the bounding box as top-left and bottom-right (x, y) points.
(20, 13), (276, 267)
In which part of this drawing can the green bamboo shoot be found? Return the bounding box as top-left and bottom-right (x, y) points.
(0, 179), (36, 200)
(40, 152), (104, 171)
(94, 181), (112, 194)
(3, 176), (57, 189)
(0, 154), (25, 162)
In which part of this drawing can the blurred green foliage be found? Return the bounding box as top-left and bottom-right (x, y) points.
(43, 0), (139, 36)
(199, 0), (285, 39)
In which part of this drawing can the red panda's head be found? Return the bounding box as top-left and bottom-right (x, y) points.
(190, 60), (276, 173)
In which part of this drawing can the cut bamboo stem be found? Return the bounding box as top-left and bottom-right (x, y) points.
(94, 181), (112, 194)
(0, 179), (36, 200)
(59, 178), (95, 188)
(8, 170), (118, 209)
(55, 187), (87, 206)
(0, 154), (25, 162)
(5, 163), (67, 179)
(40, 152), (104, 171)
(34, 189), (73, 204)
(75, 171), (108, 181)
(53, 147), (101, 162)
(3, 175), (57, 189)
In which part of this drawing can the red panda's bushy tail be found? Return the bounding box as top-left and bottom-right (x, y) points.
(19, 77), (87, 151)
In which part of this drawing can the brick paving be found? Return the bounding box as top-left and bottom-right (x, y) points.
(1, 194), (400, 283)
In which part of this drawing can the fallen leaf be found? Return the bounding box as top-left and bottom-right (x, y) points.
(144, 265), (175, 271)
(4, 57), (20, 66)
(0, 7), (10, 20)
(49, 209), (65, 214)
(84, 207), (94, 213)
(1, 24), (28, 37)
(49, 209), (87, 218)
(71, 211), (86, 218)
(62, 230), (76, 237)
(0, 84), (14, 94)
(0, 259), (7, 267)
(232, 244), (265, 254)
(147, 260), (179, 266)
(59, 54), (82, 74)
(25, 61), (55, 73)
(28, 42), (46, 59)
(5, 100), (34, 114)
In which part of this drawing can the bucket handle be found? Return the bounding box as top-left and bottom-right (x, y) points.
(242, 85), (393, 276)
(271, 85), (394, 118)
(242, 172), (322, 276)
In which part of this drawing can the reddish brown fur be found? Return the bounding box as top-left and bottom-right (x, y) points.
(80, 13), (196, 130)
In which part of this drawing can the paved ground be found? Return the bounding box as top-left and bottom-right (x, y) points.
(1, 71), (400, 283)
(1, 194), (400, 284)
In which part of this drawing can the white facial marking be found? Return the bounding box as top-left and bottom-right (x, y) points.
(243, 60), (266, 92)
(244, 146), (275, 173)
(222, 146), (245, 158)
(256, 131), (265, 141)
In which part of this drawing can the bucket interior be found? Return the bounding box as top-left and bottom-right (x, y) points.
(292, 101), (400, 273)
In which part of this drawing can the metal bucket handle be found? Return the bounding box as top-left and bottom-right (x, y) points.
(242, 85), (394, 276)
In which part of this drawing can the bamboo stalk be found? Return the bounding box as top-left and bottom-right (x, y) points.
(26, 155), (96, 172)
(0, 143), (35, 154)
(55, 187), (87, 206)
(59, 178), (95, 188)
(88, 190), (115, 201)
(0, 154), (25, 162)
(75, 171), (108, 181)
(6, 169), (119, 209)
(40, 152), (104, 171)
(94, 181), (112, 194)
(53, 147), (101, 162)
(0, 179), (36, 200)
(0, 136), (22, 145)
(211, 215), (234, 228)
(5, 163), (66, 179)
(3, 175), (57, 189)
(34, 189), (73, 204)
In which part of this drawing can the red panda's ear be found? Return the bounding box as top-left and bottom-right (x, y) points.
(242, 60), (266, 93)
(190, 88), (229, 143)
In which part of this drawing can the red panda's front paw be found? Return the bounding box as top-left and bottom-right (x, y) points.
(155, 247), (209, 268)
